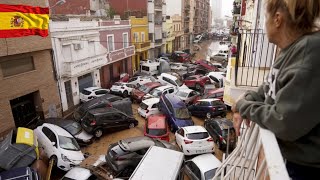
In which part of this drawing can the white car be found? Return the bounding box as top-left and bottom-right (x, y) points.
(143, 85), (175, 100)
(193, 35), (203, 43)
(157, 73), (189, 91)
(170, 63), (188, 71)
(206, 72), (225, 88)
(211, 53), (228, 62)
(212, 63), (226, 72)
(128, 76), (156, 86)
(183, 153), (222, 180)
(175, 126), (214, 156)
(34, 123), (85, 171)
(79, 87), (110, 102)
(110, 82), (136, 97)
(176, 89), (200, 105)
(137, 98), (160, 119)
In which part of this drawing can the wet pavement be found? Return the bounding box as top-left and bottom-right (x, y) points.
(192, 40), (221, 61)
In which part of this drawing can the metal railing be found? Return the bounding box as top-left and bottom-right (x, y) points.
(213, 123), (290, 180)
(235, 29), (276, 87)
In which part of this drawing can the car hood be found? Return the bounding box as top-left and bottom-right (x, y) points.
(174, 118), (194, 128)
(60, 149), (85, 163)
(178, 84), (190, 90)
(75, 130), (93, 142)
(133, 90), (145, 97)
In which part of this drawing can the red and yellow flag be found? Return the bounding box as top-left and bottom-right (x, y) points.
(0, 4), (49, 38)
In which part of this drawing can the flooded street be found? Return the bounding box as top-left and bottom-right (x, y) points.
(192, 40), (221, 61)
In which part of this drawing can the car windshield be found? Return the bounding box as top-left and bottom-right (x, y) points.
(149, 89), (162, 97)
(174, 108), (190, 119)
(186, 132), (209, 140)
(58, 136), (80, 151)
(114, 82), (122, 86)
(138, 85), (148, 92)
(147, 128), (167, 136)
(175, 79), (183, 86)
(177, 91), (188, 98)
(204, 168), (218, 180)
(140, 102), (148, 110)
(81, 90), (91, 95)
(65, 122), (82, 135)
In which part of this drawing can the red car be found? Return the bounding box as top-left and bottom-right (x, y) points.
(171, 51), (191, 63)
(195, 59), (219, 71)
(131, 82), (162, 103)
(193, 87), (224, 103)
(144, 114), (170, 142)
(183, 75), (211, 90)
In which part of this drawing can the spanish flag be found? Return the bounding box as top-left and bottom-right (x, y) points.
(0, 4), (49, 38)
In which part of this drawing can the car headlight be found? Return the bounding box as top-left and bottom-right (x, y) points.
(61, 154), (71, 162)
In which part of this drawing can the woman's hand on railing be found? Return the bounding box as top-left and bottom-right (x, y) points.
(233, 113), (251, 136)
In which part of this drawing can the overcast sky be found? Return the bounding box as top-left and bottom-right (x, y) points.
(166, 0), (233, 17)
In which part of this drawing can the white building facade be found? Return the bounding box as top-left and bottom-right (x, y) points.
(50, 18), (108, 112)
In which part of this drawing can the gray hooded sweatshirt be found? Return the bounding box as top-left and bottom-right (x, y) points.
(235, 31), (320, 167)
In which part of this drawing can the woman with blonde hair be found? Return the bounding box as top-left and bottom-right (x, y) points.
(232, 0), (320, 179)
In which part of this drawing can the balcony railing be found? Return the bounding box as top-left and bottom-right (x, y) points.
(235, 29), (275, 87)
(213, 123), (290, 180)
(108, 45), (135, 62)
(155, 39), (162, 45)
(233, 3), (241, 15)
(134, 41), (151, 52)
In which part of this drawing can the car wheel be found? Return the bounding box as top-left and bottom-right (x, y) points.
(129, 123), (135, 129)
(195, 83), (201, 90)
(50, 155), (57, 167)
(206, 112), (211, 119)
(123, 91), (129, 97)
(94, 129), (103, 138)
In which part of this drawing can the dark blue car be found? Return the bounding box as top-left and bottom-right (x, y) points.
(188, 99), (227, 118)
(159, 94), (194, 132)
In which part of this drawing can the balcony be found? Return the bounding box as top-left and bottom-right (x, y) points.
(184, 17), (190, 22)
(213, 123), (290, 180)
(134, 41), (151, 52)
(108, 45), (135, 62)
(63, 53), (108, 78)
(155, 20), (162, 26)
(184, 28), (189, 33)
(233, 2), (241, 15)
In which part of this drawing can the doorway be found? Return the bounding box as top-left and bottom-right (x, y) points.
(64, 80), (74, 109)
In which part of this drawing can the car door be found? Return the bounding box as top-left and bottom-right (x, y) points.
(40, 126), (58, 158)
(112, 113), (128, 128)
(206, 123), (218, 141)
(99, 114), (113, 129)
(212, 123), (222, 142)
(184, 161), (201, 180)
(175, 128), (185, 147)
(189, 101), (200, 115)
(198, 101), (209, 115)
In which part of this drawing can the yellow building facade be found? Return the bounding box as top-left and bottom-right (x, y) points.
(130, 16), (151, 73)
(165, 18), (175, 53)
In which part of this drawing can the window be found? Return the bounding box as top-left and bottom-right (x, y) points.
(107, 35), (114, 52)
(88, 41), (96, 56)
(42, 127), (53, 139)
(177, 128), (184, 136)
(141, 66), (150, 71)
(62, 45), (72, 61)
(148, 33), (153, 42)
(1, 56), (35, 77)
(151, 103), (158, 109)
(186, 132), (209, 139)
(141, 32), (145, 42)
(133, 32), (139, 43)
(95, 90), (108, 95)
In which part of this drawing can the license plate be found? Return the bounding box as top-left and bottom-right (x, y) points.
(218, 108), (224, 110)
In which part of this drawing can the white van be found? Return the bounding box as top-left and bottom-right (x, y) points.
(129, 146), (184, 180)
(157, 73), (189, 90)
(140, 60), (160, 76)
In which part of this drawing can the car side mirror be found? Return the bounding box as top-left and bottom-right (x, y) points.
(51, 142), (56, 146)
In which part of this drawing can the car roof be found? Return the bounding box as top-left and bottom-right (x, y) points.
(84, 87), (102, 91)
(160, 73), (178, 80)
(142, 98), (160, 105)
(78, 94), (122, 111)
(144, 82), (161, 88)
(119, 136), (155, 151)
(42, 123), (73, 137)
(178, 88), (193, 94)
(183, 126), (207, 134)
(147, 115), (166, 129)
(163, 94), (185, 108)
(206, 118), (234, 130)
(45, 118), (76, 127)
(88, 107), (120, 115)
(155, 85), (173, 91)
(191, 153), (222, 173)
(197, 98), (221, 102)
(64, 167), (92, 180)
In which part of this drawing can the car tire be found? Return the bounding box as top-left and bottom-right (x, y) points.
(50, 155), (58, 167)
(195, 83), (201, 90)
(94, 129), (103, 138)
(123, 91), (128, 97)
(129, 123), (135, 129)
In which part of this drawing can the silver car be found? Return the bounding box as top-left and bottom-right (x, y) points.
(105, 136), (177, 173)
